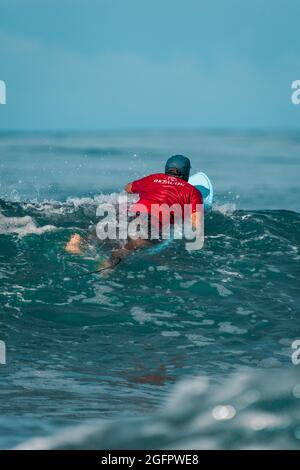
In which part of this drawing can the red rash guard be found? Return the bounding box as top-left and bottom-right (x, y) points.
(130, 173), (203, 223)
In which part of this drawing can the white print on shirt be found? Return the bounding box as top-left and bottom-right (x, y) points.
(153, 179), (185, 186)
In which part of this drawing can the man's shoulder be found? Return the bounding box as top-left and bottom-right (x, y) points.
(148, 173), (167, 180)
(142, 173), (173, 183)
(184, 180), (199, 192)
(184, 182), (203, 200)
(135, 174), (200, 195)
(135, 173), (164, 181)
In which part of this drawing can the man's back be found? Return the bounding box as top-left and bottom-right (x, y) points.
(130, 173), (202, 216)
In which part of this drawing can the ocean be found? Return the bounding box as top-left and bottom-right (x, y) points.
(0, 130), (300, 449)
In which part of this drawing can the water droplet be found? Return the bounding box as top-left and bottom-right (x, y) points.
(212, 405), (236, 421)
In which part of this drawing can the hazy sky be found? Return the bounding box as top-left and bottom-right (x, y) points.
(1, 0), (300, 130)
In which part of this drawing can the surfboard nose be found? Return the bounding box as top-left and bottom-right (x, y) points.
(189, 172), (213, 211)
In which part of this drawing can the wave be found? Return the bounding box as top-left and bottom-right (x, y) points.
(14, 368), (300, 450)
(1, 194), (300, 449)
(0, 212), (56, 237)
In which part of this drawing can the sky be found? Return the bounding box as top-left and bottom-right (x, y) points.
(0, 0), (300, 130)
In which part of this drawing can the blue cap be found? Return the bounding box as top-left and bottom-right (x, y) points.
(165, 155), (191, 181)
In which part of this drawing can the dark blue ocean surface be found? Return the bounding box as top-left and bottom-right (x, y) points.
(0, 131), (300, 449)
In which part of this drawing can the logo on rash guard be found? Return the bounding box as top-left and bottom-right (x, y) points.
(153, 179), (185, 186)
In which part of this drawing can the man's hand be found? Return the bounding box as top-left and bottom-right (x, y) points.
(124, 182), (133, 193)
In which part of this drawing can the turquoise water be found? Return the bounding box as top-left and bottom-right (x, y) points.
(0, 131), (300, 449)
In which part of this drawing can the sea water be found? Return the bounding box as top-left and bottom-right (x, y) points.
(0, 130), (300, 449)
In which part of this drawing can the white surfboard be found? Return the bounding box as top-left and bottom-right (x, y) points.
(189, 172), (214, 212)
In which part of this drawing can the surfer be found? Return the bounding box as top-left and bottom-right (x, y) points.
(65, 155), (202, 273)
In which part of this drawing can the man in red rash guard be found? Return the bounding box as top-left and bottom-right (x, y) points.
(65, 155), (202, 274)
(127, 163), (202, 228)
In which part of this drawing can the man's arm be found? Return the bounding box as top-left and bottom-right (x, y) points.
(191, 211), (201, 231)
(125, 176), (146, 194)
